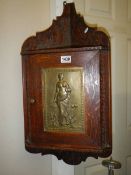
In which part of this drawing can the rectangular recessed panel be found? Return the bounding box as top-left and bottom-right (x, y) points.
(42, 67), (85, 133)
(85, 164), (107, 175)
(127, 40), (131, 128)
(89, 0), (110, 12)
(128, 0), (131, 21)
(85, 0), (113, 18)
(127, 156), (131, 175)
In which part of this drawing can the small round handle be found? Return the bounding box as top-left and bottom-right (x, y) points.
(30, 98), (35, 104)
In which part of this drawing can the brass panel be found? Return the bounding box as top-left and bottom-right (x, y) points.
(41, 67), (85, 133)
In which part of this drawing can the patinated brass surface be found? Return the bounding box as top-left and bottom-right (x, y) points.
(41, 67), (85, 133)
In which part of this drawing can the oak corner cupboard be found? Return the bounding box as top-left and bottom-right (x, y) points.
(21, 2), (112, 165)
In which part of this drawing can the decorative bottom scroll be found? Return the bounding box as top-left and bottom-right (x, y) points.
(42, 67), (85, 133)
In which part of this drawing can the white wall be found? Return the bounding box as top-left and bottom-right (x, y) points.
(0, 0), (52, 175)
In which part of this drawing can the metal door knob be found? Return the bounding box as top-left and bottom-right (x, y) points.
(102, 157), (121, 175)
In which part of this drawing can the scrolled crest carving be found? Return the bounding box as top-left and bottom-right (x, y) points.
(21, 3), (110, 54)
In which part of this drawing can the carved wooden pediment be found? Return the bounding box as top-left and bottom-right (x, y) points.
(22, 2), (110, 53)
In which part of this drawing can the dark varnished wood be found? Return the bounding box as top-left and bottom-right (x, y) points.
(21, 3), (110, 54)
(21, 2), (112, 165)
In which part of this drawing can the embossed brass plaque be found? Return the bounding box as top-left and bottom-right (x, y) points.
(42, 67), (85, 133)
